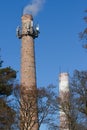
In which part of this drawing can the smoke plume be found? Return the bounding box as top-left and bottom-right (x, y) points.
(23, 0), (45, 16)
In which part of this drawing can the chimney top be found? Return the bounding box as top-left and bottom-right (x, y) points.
(22, 14), (33, 21)
(59, 73), (69, 78)
(59, 72), (69, 82)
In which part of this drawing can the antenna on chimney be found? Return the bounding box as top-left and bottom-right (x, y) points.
(16, 16), (40, 39)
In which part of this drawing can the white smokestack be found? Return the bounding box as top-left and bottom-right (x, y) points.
(59, 73), (69, 92)
(59, 73), (70, 130)
(23, 0), (45, 16)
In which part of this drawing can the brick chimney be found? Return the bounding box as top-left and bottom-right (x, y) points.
(17, 14), (39, 130)
(21, 14), (36, 90)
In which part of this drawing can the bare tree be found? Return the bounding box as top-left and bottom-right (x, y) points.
(57, 92), (79, 130)
(52, 70), (87, 130)
(57, 70), (87, 130)
(13, 84), (58, 130)
(38, 85), (58, 129)
(13, 70), (87, 130)
(79, 10), (87, 48)
(70, 70), (87, 129)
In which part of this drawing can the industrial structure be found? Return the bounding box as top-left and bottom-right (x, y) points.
(59, 72), (70, 130)
(17, 14), (39, 130)
(16, 12), (70, 130)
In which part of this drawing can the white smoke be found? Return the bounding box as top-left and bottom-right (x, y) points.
(23, 0), (45, 16)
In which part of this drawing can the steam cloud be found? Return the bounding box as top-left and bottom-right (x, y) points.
(23, 0), (45, 16)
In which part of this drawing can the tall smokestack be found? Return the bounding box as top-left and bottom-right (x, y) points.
(59, 73), (69, 130)
(21, 14), (36, 90)
(17, 14), (39, 130)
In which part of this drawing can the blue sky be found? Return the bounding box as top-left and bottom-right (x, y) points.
(0, 0), (87, 87)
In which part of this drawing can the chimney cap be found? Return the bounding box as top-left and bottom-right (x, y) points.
(59, 72), (69, 77)
(22, 14), (33, 21)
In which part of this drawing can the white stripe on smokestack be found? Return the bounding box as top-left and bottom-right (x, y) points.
(59, 72), (69, 130)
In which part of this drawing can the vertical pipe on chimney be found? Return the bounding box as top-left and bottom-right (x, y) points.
(59, 73), (69, 130)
